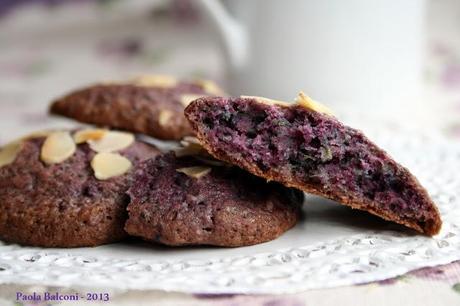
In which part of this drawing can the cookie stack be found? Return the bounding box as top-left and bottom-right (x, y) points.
(0, 75), (442, 249)
(0, 76), (302, 248)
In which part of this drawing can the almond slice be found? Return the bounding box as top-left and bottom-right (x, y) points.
(176, 166), (211, 179)
(180, 136), (202, 146)
(158, 110), (173, 127)
(132, 75), (177, 88)
(174, 144), (206, 157)
(41, 131), (76, 164)
(296, 91), (334, 116)
(0, 141), (22, 168)
(179, 94), (205, 107)
(195, 80), (224, 95)
(88, 131), (134, 153)
(73, 129), (107, 144)
(175, 137), (207, 157)
(91, 152), (132, 180)
(241, 95), (292, 107)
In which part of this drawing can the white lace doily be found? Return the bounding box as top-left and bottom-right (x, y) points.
(0, 130), (459, 294)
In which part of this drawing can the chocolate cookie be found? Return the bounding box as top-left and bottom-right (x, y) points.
(49, 75), (225, 140)
(0, 129), (160, 247)
(125, 152), (303, 247)
(185, 93), (442, 236)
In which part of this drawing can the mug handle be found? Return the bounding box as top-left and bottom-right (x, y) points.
(195, 0), (248, 68)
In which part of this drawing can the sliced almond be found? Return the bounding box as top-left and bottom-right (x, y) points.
(176, 166), (211, 179)
(88, 131), (134, 153)
(180, 94), (205, 107)
(91, 152), (132, 180)
(296, 91), (334, 116)
(174, 144), (206, 157)
(0, 141), (23, 168)
(195, 80), (224, 95)
(41, 131), (76, 164)
(132, 75), (177, 88)
(158, 110), (173, 127)
(241, 95), (292, 107)
(180, 136), (201, 146)
(73, 129), (107, 144)
(175, 137), (207, 157)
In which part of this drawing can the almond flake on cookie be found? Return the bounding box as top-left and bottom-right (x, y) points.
(88, 131), (134, 153)
(41, 131), (76, 164)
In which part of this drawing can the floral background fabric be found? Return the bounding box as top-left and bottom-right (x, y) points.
(0, 0), (459, 305)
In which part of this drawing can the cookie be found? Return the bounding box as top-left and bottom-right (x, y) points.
(184, 93), (442, 236)
(124, 152), (303, 247)
(0, 129), (160, 247)
(49, 75), (225, 140)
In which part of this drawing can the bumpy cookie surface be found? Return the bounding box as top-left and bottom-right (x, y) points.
(185, 93), (442, 236)
(50, 76), (224, 140)
(0, 129), (160, 247)
(125, 152), (303, 247)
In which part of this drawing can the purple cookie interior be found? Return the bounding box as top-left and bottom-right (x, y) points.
(185, 97), (442, 235)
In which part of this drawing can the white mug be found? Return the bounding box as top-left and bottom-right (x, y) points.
(196, 0), (426, 115)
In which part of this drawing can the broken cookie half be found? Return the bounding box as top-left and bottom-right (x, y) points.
(184, 93), (442, 236)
